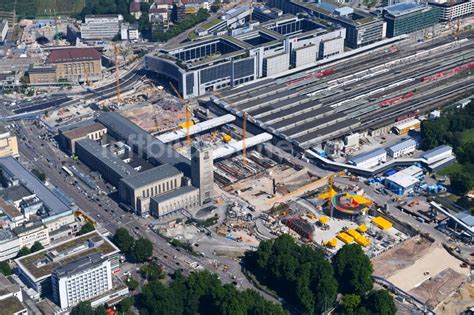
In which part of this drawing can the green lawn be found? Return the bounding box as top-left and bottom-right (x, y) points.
(438, 163), (464, 176)
(0, 0), (85, 18)
(460, 128), (474, 143)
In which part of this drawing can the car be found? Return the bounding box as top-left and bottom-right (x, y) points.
(98, 204), (102, 207)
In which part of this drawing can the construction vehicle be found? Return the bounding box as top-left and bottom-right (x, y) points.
(222, 134), (232, 143)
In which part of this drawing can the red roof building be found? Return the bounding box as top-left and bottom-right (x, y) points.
(47, 48), (101, 64)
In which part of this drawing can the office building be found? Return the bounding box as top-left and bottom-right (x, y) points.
(150, 186), (200, 217)
(266, 0), (386, 48)
(81, 15), (123, 40)
(429, 0), (473, 21)
(348, 148), (387, 168)
(191, 142), (214, 204)
(0, 197), (25, 228)
(13, 221), (50, 249)
(118, 164), (183, 216)
(0, 229), (20, 261)
(386, 138), (417, 158)
(0, 157), (74, 219)
(15, 231), (119, 297)
(0, 274), (27, 315)
(383, 2), (440, 37)
(75, 139), (137, 187)
(145, 14), (345, 98)
(52, 253), (112, 309)
(59, 122), (107, 154)
(0, 125), (18, 158)
(28, 64), (57, 85)
(46, 48), (103, 83)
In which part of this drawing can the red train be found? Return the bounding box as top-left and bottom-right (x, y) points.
(379, 91), (415, 107)
(422, 61), (474, 82)
(287, 69), (336, 85)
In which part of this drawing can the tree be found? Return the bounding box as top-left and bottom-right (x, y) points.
(94, 306), (107, 315)
(117, 297), (134, 313)
(30, 241), (44, 253)
(0, 261), (12, 276)
(363, 290), (397, 315)
(31, 169), (46, 182)
(113, 228), (134, 254)
(140, 263), (163, 281)
(131, 238), (153, 263)
(70, 301), (94, 315)
(332, 244), (373, 295)
(244, 234), (337, 314)
(211, 0), (222, 13)
(78, 222), (95, 236)
(17, 247), (31, 258)
(450, 172), (472, 195)
(126, 277), (139, 291)
(339, 294), (361, 314)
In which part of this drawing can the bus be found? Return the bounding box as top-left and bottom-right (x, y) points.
(62, 166), (74, 177)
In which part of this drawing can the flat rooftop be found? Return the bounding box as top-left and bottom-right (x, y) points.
(120, 164), (182, 189)
(62, 122), (106, 141)
(0, 157), (71, 216)
(151, 185), (199, 203)
(76, 139), (138, 178)
(0, 296), (25, 315)
(384, 2), (430, 17)
(96, 113), (191, 176)
(15, 231), (119, 281)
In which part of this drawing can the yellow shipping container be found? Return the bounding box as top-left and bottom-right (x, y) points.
(372, 216), (393, 230)
(319, 215), (329, 224)
(355, 236), (370, 247)
(337, 232), (354, 244)
(325, 238), (337, 247)
(357, 224), (367, 233)
(346, 229), (362, 239)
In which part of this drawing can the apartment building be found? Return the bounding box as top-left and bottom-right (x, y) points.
(52, 253), (113, 309)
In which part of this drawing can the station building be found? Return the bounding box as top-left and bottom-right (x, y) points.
(65, 113), (213, 217)
(145, 14), (345, 98)
(118, 164), (183, 216)
(382, 2), (440, 37)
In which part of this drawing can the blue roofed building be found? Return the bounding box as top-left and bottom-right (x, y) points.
(382, 2), (440, 37)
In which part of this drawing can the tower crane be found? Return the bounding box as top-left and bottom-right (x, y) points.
(169, 81), (192, 145)
(242, 111), (247, 165)
(96, 36), (121, 102)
